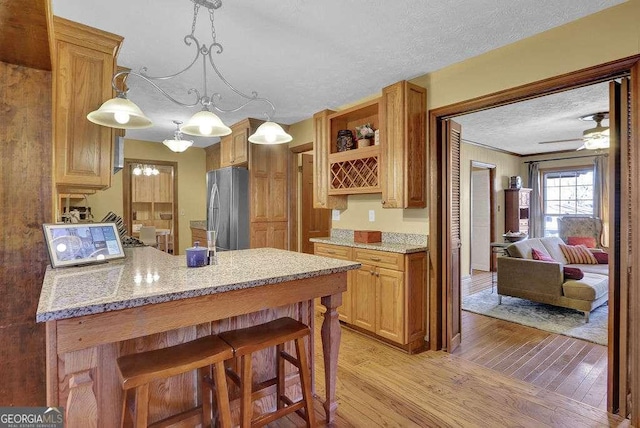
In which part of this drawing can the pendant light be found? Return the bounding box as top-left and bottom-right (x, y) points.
(162, 120), (194, 152)
(248, 121), (293, 145)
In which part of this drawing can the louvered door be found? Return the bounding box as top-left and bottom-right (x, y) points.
(445, 119), (462, 352)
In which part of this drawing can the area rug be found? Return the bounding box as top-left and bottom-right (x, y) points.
(462, 288), (608, 346)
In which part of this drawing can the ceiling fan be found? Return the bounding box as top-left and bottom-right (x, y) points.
(537, 112), (609, 150)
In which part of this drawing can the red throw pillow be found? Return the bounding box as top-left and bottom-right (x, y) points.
(563, 266), (584, 280)
(559, 244), (598, 264)
(531, 248), (554, 262)
(593, 252), (609, 264)
(567, 236), (597, 248)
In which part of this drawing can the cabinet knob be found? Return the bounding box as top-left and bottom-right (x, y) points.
(370, 270), (375, 275)
(375, 272), (380, 277)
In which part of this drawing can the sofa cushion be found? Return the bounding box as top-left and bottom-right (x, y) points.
(566, 263), (609, 276)
(560, 244), (598, 264)
(506, 239), (551, 259)
(540, 237), (569, 264)
(567, 236), (597, 248)
(563, 266), (584, 280)
(562, 273), (609, 301)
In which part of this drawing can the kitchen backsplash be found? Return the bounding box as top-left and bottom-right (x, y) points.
(331, 228), (428, 246)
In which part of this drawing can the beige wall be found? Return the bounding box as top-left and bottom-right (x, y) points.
(460, 143), (521, 277)
(290, 0), (640, 236)
(87, 138), (207, 255)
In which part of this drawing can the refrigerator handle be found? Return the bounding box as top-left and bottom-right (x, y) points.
(208, 182), (220, 246)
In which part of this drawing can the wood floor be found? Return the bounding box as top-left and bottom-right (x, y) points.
(267, 271), (617, 427)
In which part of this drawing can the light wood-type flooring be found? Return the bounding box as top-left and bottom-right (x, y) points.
(269, 270), (621, 427)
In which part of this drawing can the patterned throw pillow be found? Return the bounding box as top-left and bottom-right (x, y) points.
(563, 266), (584, 280)
(531, 248), (554, 262)
(559, 244), (598, 264)
(567, 236), (597, 248)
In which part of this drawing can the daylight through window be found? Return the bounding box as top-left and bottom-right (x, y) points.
(543, 168), (594, 236)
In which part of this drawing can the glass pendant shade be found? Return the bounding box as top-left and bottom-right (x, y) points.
(87, 96), (153, 129)
(162, 138), (193, 153)
(180, 110), (232, 137)
(248, 121), (293, 145)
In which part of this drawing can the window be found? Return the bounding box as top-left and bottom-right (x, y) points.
(543, 168), (594, 236)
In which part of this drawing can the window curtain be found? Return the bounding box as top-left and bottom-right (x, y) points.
(594, 155), (609, 247)
(527, 162), (543, 237)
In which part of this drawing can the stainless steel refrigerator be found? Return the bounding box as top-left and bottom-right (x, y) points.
(206, 166), (250, 251)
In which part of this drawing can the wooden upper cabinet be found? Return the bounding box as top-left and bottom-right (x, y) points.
(53, 17), (122, 191)
(312, 110), (347, 210)
(220, 118), (262, 167)
(381, 81), (427, 208)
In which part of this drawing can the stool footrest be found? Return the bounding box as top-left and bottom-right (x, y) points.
(252, 400), (305, 427)
(147, 406), (202, 428)
(280, 350), (300, 368)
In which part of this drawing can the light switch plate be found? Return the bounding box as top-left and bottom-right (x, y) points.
(368, 210), (375, 222)
(332, 209), (340, 221)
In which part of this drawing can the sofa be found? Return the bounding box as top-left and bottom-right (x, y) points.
(497, 236), (608, 322)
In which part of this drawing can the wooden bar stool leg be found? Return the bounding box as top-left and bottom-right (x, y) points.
(120, 389), (130, 428)
(240, 354), (253, 428)
(200, 366), (213, 428)
(276, 343), (285, 410)
(295, 337), (316, 427)
(213, 362), (232, 428)
(134, 384), (149, 427)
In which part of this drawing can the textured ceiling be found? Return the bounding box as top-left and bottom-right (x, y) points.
(454, 82), (611, 155)
(51, 0), (624, 148)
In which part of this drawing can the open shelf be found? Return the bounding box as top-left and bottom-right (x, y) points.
(326, 99), (381, 194)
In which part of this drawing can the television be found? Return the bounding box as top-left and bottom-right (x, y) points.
(42, 222), (125, 268)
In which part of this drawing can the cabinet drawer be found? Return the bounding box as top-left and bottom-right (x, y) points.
(354, 248), (404, 271)
(314, 243), (351, 260)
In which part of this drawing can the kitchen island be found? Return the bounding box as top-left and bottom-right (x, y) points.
(36, 247), (360, 426)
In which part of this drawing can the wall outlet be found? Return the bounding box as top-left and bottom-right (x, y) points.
(332, 209), (340, 221)
(368, 210), (375, 222)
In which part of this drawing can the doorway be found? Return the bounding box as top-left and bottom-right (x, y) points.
(123, 158), (179, 254)
(430, 56), (640, 418)
(470, 162), (495, 274)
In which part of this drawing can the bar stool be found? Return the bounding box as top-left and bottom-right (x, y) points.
(219, 317), (316, 428)
(116, 334), (233, 427)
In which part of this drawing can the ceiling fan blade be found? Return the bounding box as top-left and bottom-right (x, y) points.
(537, 138), (584, 145)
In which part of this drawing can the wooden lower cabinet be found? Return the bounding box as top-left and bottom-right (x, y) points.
(315, 243), (427, 352)
(191, 227), (207, 247)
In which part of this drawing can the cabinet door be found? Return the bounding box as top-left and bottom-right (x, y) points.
(353, 264), (376, 332)
(269, 221), (289, 250)
(376, 267), (405, 343)
(250, 222), (268, 248)
(381, 81), (426, 208)
(132, 174), (154, 202)
(231, 127), (249, 165)
(269, 144), (288, 222)
(312, 110), (347, 209)
(250, 144), (270, 222)
(154, 169), (173, 202)
(54, 41), (114, 189)
(314, 243), (353, 323)
(219, 135), (234, 167)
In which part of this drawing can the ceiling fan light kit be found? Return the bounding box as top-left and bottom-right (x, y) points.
(86, 0), (292, 145)
(580, 112), (610, 150)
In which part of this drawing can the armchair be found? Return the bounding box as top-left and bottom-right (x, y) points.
(557, 216), (603, 248)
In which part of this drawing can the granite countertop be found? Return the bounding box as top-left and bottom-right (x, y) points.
(36, 247), (360, 322)
(310, 229), (428, 254)
(310, 237), (427, 254)
(190, 220), (206, 230)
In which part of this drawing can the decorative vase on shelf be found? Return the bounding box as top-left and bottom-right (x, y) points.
(336, 129), (354, 152)
(357, 138), (371, 148)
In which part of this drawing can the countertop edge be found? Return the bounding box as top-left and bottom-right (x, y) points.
(309, 237), (428, 254)
(36, 262), (360, 323)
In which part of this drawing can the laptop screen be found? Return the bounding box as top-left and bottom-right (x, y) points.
(42, 223), (125, 268)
